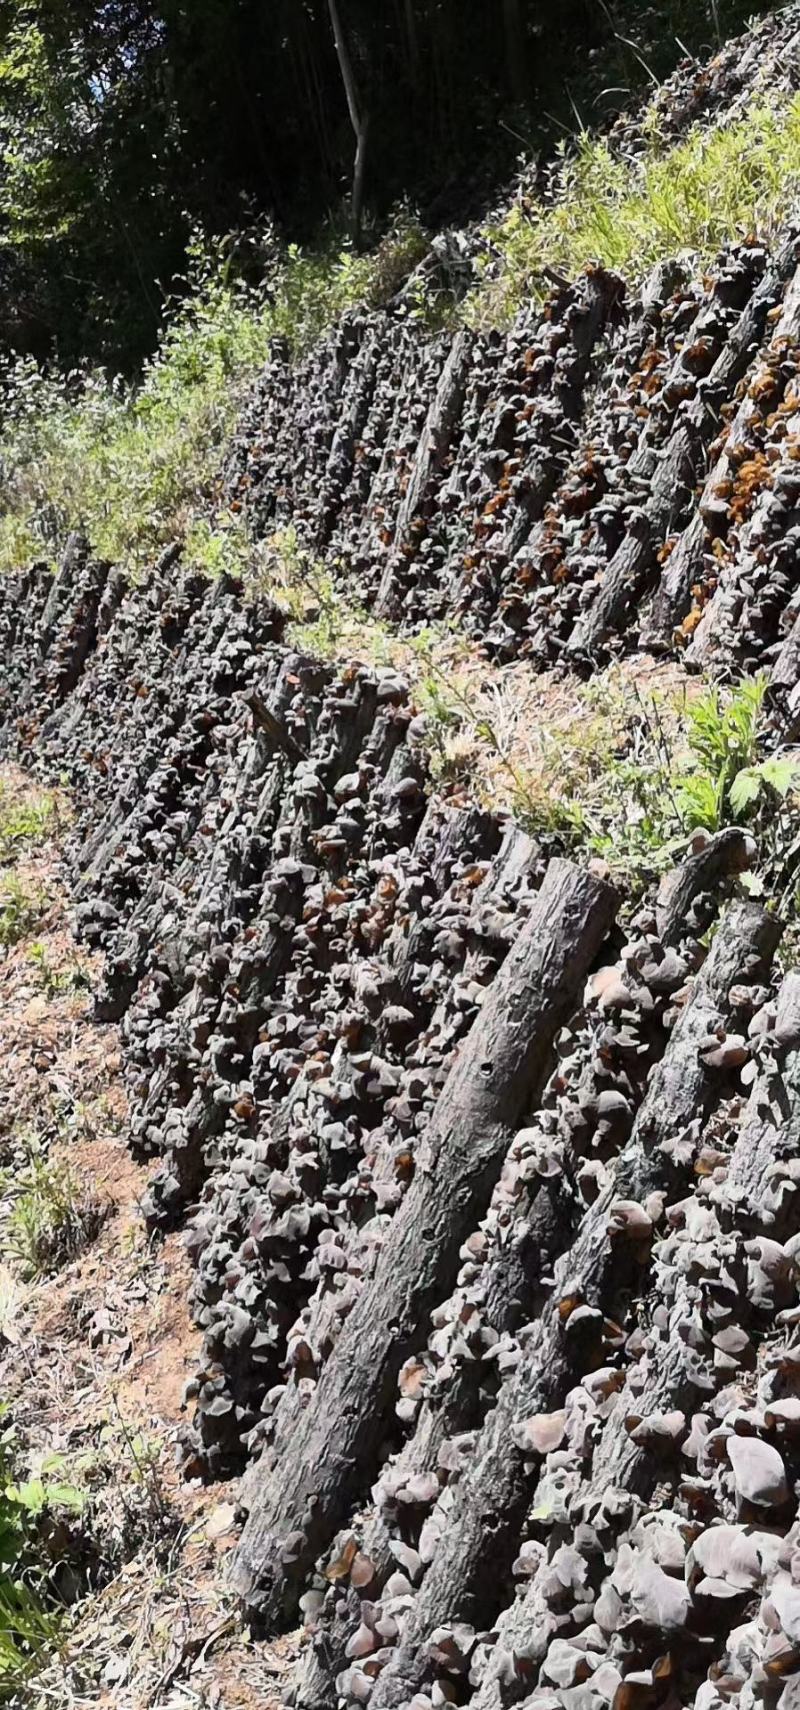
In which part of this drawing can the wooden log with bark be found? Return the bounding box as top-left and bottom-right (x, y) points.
(647, 237), (800, 648)
(366, 899), (780, 1707)
(229, 859), (618, 1628)
(570, 234), (800, 660)
(655, 826), (754, 944)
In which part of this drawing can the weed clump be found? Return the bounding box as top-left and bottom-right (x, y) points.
(0, 1135), (109, 1281)
(468, 94), (800, 328)
(0, 782), (59, 865)
(0, 1409), (79, 1694)
(0, 875), (46, 950)
(0, 215), (433, 582)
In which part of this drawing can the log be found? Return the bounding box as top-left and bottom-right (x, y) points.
(367, 899), (779, 1707)
(293, 1167), (577, 1707)
(570, 234), (800, 659)
(229, 859), (618, 1628)
(566, 426), (702, 660)
(240, 689), (309, 763)
(648, 236), (800, 646)
(376, 330), (474, 616)
(768, 606), (800, 739)
(722, 970), (800, 1234)
(655, 826), (753, 944)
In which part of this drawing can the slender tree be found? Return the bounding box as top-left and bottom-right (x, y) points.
(326, 0), (369, 245)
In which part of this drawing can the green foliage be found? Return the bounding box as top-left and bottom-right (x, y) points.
(557, 675), (799, 885)
(0, 215), (432, 579)
(0, 1136), (107, 1281)
(0, 0), (775, 367)
(0, 1409), (72, 1696)
(468, 94), (800, 327)
(0, 876), (46, 951)
(0, 784), (57, 864)
(675, 674), (767, 830)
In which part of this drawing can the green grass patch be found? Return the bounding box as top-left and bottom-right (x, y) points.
(0, 215), (432, 579)
(0, 875), (46, 950)
(0, 782), (58, 865)
(467, 94), (800, 327)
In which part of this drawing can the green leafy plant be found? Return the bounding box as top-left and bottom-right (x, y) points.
(1, 1138), (108, 1280)
(675, 674), (767, 830)
(256, 525), (399, 661)
(25, 942), (89, 1000)
(0, 875), (46, 950)
(0, 1409), (80, 1695)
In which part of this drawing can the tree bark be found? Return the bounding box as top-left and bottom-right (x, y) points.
(367, 900), (780, 1707)
(229, 859), (618, 1629)
(571, 233), (800, 660)
(327, 0), (369, 246)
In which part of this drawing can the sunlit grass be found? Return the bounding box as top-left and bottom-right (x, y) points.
(468, 95), (800, 327)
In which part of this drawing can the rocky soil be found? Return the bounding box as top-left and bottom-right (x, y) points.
(6, 15), (800, 1709)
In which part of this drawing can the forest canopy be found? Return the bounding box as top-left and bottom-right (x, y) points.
(0, 0), (779, 367)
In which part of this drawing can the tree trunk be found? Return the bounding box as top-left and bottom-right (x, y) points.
(327, 0), (369, 246)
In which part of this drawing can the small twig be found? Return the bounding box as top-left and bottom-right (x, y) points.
(109, 1391), (168, 1522)
(239, 690), (308, 763)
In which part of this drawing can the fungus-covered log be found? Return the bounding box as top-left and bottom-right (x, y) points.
(229, 858), (618, 1628)
(768, 606), (800, 738)
(366, 899), (779, 1707)
(648, 237), (800, 646)
(570, 235), (800, 659)
(375, 330), (474, 616)
(655, 826), (754, 944)
(293, 1165), (576, 1707)
(722, 970), (800, 1235)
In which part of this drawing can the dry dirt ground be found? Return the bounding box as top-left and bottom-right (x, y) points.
(0, 764), (300, 1709)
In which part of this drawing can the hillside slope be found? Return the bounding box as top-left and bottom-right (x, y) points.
(6, 13), (800, 1709)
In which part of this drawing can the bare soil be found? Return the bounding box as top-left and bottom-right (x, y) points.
(0, 764), (299, 1709)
